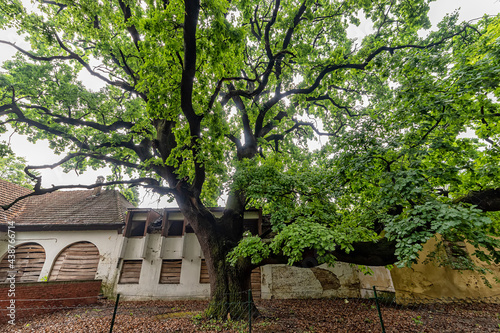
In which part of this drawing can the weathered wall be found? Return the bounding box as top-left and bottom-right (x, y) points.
(115, 210), (261, 300)
(0, 280), (101, 324)
(261, 263), (362, 299)
(116, 233), (210, 300)
(358, 266), (395, 298)
(390, 238), (500, 302)
(0, 230), (123, 289)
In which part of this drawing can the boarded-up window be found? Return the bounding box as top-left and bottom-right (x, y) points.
(199, 259), (209, 284)
(49, 242), (99, 281)
(119, 260), (142, 284)
(0, 243), (45, 282)
(159, 259), (182, 284)
(251, 267), (261, 299)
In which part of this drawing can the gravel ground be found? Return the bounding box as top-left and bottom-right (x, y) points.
(2, 298), (499, 332)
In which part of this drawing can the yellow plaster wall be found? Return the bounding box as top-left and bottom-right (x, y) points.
(390, 238), (500, 303)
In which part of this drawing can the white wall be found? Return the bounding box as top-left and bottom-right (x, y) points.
(1, 227), (396, 301)
(116, 233), (210, 300)
(0, 232), (7, 254)
(0, 229), (124, 289)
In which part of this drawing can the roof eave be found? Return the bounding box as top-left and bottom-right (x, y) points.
(0, 222), (124, 232)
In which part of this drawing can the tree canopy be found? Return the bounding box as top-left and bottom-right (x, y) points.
(0, 142), (37, 188)
(1, 0), (499, 317)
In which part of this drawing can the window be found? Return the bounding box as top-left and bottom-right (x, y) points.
(199, 259), (209, 284)
(119, 260), (142, 284)
(165, 220), (184, 236)
(0, 243), (45, 283)
(159, 259), (182, 284)
(243, 219), (260, 235)
(124, 211), (148, 237)
(50, 242), (99, 281)
(185, 223), (195, 233)
(128, 220), (146, 237)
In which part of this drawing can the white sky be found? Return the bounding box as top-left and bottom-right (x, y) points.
(0, 0), (499, 208)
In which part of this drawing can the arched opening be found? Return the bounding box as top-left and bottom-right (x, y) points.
(49, 241), (100, 281)
(0, 243), (46, 282)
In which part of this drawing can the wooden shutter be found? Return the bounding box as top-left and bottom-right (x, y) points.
(251, 267), (261, 299)
(199, 259), (209, 284)
(119, 260), (142, 284)
(49, 242), (99, 281)
(159, 259), (182, 284)
(0, 243), (45, 282)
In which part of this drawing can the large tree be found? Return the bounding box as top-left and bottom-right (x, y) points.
(1, 0), (499, 317)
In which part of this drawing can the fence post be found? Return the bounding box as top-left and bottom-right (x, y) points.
(109, 293), (120, 333)
(248, 289), (252, 333)
(373, 286), (386, 333)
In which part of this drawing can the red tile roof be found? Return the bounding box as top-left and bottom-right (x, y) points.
(0, 179), (134, 229)
(0, 178), (32, 223)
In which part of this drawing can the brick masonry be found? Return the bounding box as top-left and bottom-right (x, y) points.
(0, 280), (102, 324)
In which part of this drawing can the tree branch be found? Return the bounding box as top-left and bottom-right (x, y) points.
(263, 0), (280, 59)
(1, 178), (173, 211)
(118, 0), (142, 52)
(228, 83), (255, 148)
(53, 34), (145, 98)
(455, 188), (500, 212)
(261, 31), (469, 113)
(0, 40), (73, 61)
(20, 104), (135, 133)
(306, 94), (356, 116)
(181, 0), (204, 193)
(26, 152), (143, 172)
(1, 103), (89, 150)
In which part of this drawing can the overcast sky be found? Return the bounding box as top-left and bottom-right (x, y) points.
(0, 0), (499, 208)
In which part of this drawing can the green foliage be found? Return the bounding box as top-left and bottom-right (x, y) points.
(0, 0), (499, 278)
(0, 143), (36, 189)
(227, 232), (270, 266)
(112, 184), (140, 207)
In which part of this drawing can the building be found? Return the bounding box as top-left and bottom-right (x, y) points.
(2, 178), (498, 303)
(0, 179), (265, 299)
(0, 179), (131, 290)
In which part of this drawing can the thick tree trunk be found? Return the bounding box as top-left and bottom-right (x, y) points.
(175, 188), (258, 319)
(204, 242), (259, 319)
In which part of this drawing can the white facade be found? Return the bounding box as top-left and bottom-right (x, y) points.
(0, 207), (395, 301)
(116, 233), (210, 300)
(0, 230), (123, 287)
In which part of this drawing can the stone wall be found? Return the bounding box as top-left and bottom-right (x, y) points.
(261, 263), (362, 299)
